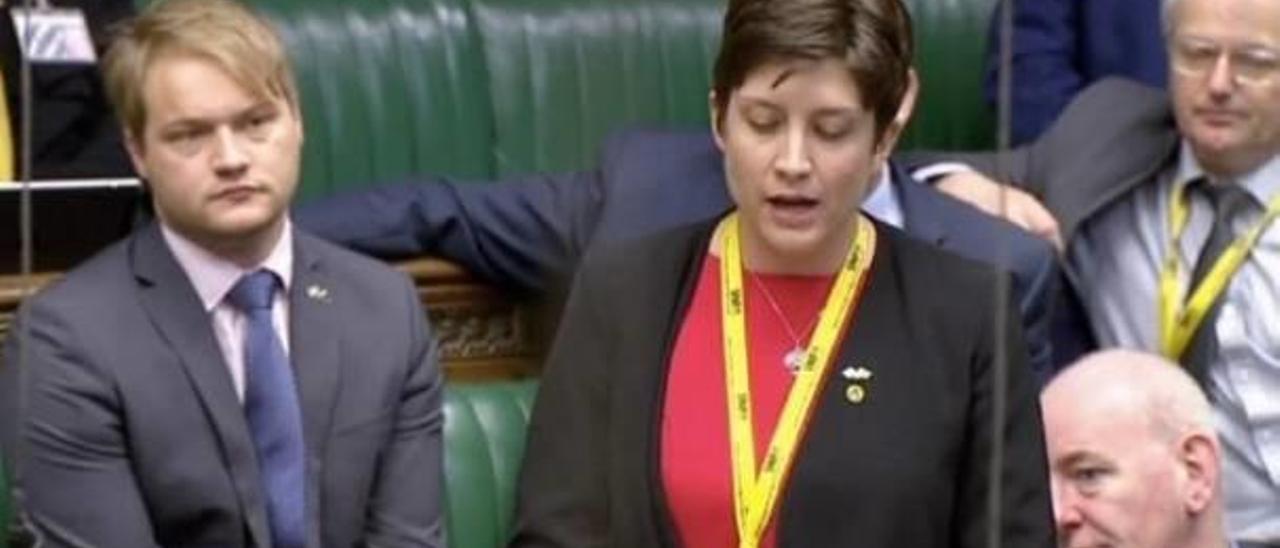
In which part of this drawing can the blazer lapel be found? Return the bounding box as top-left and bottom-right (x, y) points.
(288, 232), (342, 543)
(626, 219), (723, 546)
(1052, 90), (1181, 245)
(129, 223), (271, 547)
(892, 163), (949, 249)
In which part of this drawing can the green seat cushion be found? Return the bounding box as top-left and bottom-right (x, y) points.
(443, 379), (538, 548)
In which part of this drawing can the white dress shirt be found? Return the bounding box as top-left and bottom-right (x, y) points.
(161, 221), (294, 402)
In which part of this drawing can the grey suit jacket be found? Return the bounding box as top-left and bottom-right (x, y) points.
(0, 223), (444, 547)
(908, 78), (1179, 352)
(919, 77), (1179, 248)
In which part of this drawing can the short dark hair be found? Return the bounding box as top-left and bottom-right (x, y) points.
(711, 0), (914, 138)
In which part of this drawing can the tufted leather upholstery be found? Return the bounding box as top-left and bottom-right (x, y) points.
(247, 0), (998, 193)
(255, 0), (496, 199)
(471, 0), (722, 176)
(901, 0), (999, 151)
(443, 380), (538, 548)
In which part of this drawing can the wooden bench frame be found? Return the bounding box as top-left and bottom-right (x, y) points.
(0, 258), (542, 382)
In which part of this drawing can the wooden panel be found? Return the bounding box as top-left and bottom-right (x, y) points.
(0, 258), (542, 381)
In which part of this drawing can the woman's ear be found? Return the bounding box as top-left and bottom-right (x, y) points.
(709, 90), (727, 152)
(876, 68), (919, 156)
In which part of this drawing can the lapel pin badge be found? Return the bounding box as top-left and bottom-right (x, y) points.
(306, 284), (330, 302)
(842, 366), (873, 404)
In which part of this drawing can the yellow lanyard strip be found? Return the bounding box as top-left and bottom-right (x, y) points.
(720, 212), (876, 548)
(1158, 183), (1280, 359)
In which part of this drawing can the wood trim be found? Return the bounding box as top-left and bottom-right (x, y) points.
(0, 258), (542, 381)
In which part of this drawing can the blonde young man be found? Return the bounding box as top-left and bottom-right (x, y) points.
(0, 1), (444, 546)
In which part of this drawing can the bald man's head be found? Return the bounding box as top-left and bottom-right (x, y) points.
(1044, 350), (1213, 445)
(1042, 350), (1226, 548)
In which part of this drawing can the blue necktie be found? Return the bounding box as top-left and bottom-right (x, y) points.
(227, 270), (307, 548)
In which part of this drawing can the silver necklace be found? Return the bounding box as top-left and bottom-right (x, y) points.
(747, 272), (823, 374)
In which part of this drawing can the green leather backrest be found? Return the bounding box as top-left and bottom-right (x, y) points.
(251, 0), (496, 199)
(146, 0), (996, 195)
(443, 380), (538, 548)
(473, 0), (996, 176)
(901, 0), (998, 151)
(470, 0), (723, 176)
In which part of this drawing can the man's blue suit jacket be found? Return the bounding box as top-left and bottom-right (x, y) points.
(296, 128), (1064, 381)
(985, 0), (1166, 145)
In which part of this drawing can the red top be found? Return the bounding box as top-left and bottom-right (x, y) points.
(661, 255), (834, 548)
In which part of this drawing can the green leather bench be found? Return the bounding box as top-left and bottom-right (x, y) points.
(249, 0), (998, 198)
(444, 380), (538, 548)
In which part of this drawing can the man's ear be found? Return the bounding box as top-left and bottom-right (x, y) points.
(709, 90), (726, 152)
(1177, 431), (1220, 514)
(289, 101), (305, 147)
(123, 129), (149, 180)
(874, 68), (919, 161)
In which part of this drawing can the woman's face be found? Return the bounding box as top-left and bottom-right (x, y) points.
(714, 57), (899, 273)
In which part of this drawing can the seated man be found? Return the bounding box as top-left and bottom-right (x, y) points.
(0, 0), (444, 545)
(984, 0), (1166, 145)
(296, 86), (1066, 381)
(1042, 349), (1234, 548)
(925, 0), (1280, 540)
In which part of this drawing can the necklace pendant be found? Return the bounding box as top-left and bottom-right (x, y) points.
(783, 347), (807, 374)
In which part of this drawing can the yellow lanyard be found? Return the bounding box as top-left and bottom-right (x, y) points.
(1158, 182), (1280, 360)
(719, 212), (875, 548)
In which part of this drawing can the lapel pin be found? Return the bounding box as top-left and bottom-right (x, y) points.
(842, 366), (873, 381)
(306, 284), (330, 302)
(845, 384), (867, 404)
(842, 365), (873, 404)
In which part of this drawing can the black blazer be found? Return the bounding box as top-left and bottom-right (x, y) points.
(512, 217), (1055, 547)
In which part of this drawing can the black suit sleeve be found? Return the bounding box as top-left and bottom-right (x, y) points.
(953, 291), (1056, 547)
(510, 256), (614, 547)
(292, 169), (607, 295)
(1014, 246), (1062, 382)
(0, 299), (162, 547)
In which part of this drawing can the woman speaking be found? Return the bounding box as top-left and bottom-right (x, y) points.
(511, 0), (1054, 545)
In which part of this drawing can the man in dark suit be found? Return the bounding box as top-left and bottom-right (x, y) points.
(923, 0), (1280, 540)
(983, 0), (1166, 145)
(0, 1), (444, 545)
(296, 129), (1064, 381)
